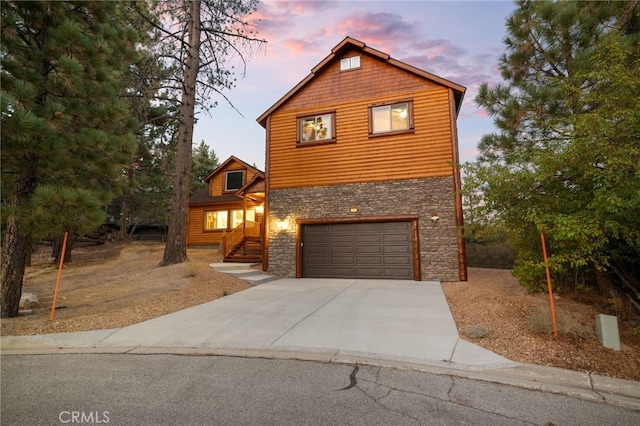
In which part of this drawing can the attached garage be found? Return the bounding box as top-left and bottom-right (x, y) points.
(301, 221), (418, 280)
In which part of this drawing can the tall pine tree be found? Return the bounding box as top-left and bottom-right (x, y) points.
(467, 0), (640, 293)
(1, 1), (139, 317)
(134, 0), (265, 266)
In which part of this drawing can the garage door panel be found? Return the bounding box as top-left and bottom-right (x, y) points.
(384, 233), (411, 243)
(356, 245), (383, 254)
(355, 268), (383, 278)
(331, 246), (355, 254)
(305, 267), (330, 276)
(384, 245), (411, 254)
(383, 256), (412, 265)
(331, 267), (356, 276)
(305, 256), (329, 265)
(303, 221), (414, 279)
(306, 235), (330, 244)
(331, 256), (356, 265)
(356, 255), (383, 264)
(356, 234), (383, 243)
(331, 234), (355, 244)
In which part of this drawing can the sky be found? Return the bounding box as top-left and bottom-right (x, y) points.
(193, 0), (518, 171)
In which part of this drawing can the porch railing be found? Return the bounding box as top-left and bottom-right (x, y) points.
(221, 221), (262, 259)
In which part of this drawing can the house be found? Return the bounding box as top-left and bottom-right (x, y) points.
(187, 156), (265, 262)
(257, 37), (467, 281)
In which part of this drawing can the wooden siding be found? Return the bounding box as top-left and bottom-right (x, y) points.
(208, 160), (259, 196)
(267, 50), (455, 190)
(187, 200), (251, 246)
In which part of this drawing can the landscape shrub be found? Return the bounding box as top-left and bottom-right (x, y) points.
(526, 304), (593, 338)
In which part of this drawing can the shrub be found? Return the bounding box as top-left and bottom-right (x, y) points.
(526, 304), (593, 338)
(183, 261), (198, 278)
(466, 324), (491, 339)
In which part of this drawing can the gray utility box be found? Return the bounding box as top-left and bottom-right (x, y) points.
(596, 314), (621, 351)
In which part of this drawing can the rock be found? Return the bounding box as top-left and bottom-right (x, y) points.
(19, 292), (39, 310)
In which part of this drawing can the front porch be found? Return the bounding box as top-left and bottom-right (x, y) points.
(221, 220), (263, 263)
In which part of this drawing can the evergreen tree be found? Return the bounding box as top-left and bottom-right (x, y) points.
(1, 1), (139, 317)
(191, 141), (219, 195)
(466, 0), (640, 293)
(135, 0), (265, 266)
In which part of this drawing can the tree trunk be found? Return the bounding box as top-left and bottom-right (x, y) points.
(1, 216), (29, 318)
(52, 233), (74, 265)
(1, 173), (37, 318)
(120, 165), (135, 241)
(159, 0), (201, 266)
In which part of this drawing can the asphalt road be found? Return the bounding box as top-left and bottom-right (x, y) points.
(2, 354), (638, 425)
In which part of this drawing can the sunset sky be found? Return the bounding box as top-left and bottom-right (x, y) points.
(193, 0), (518, 170)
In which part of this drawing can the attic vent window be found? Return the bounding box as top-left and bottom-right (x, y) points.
(225, 170), (244, 192)
(340, 56), (361, 71)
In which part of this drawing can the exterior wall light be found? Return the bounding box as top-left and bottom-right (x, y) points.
(430, 213), (440, 223)
(256, 204), (264, 214)
(277, 220), (289, 231)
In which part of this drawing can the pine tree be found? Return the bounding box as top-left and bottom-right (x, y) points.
(134, 0), (265, 266)
(467, 0), (640, 293)
(1, 1), (139, 317)
(191, 141), (219, 195)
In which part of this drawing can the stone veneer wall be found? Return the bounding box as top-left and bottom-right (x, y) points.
(267, 177), (462, 281)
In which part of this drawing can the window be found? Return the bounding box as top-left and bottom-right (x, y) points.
(225, 170), (244, 192)
(369, 101), (413, 135)
(204, 211), (228, 230)
(230, 209), (256, 228)
(231, 209), (244, 229)
(298, 112), (335, 144)
(340, 56), (361, 71)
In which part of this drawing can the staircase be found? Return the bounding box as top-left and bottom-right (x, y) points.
(223, 237), (262, 263)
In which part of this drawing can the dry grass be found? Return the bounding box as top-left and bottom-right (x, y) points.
(443, 268), (640, 381)
(2, 245), (639, 381)
(466, 324), (491, 339)
(526, 304), (593, 338)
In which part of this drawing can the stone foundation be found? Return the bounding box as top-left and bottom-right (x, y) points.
(267, 177), (463, 281)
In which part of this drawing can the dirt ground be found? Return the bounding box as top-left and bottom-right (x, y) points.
(2, 241), (639, 382)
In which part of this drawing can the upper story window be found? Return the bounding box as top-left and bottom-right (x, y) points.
(369, 101), (414, 136)
(225, 170), (244, 192)
(297, 112), (336, 145)
(340, 56), (361, 71)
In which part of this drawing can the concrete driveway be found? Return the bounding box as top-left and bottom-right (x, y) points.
(5, 278), (514, 369)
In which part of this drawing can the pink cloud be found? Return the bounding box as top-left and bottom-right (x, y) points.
(336, 12), (420, 54)
(281, 37), (324, 57)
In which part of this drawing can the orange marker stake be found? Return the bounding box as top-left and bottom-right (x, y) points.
(540, 232), (558, 338)
(49, 232), (68, 321)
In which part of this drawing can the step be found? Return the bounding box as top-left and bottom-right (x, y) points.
(225, 257), (262, 263)
(241, 274), (275, 285)
(209, 263), (260, 272)
(225, 269), (262, 278)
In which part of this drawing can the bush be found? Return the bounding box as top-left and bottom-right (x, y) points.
(526, 304), (593, 338)
(466, 324), (491, 339)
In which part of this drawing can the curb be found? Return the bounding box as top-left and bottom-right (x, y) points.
(2, 343), (639, 411)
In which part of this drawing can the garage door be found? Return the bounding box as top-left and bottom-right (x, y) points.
(302, 222), (414, 279)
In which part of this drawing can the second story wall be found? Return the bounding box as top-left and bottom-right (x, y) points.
(207, 159), (260, 197)
(268, 49), (456, 190)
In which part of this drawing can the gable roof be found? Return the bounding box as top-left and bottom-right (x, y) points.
(257, 36), (466, 127)
(236, 172), (265, 195)
(201, 155), (263, 183)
